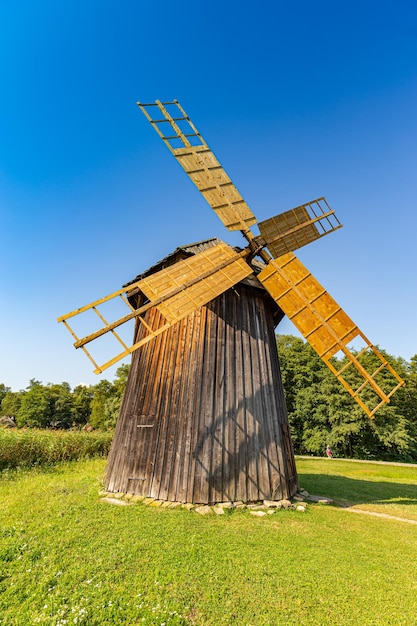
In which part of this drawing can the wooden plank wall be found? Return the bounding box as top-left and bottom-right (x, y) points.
(104, 283), (298, 504)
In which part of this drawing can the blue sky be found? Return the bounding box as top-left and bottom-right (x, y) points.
(1, 0), (416, 391)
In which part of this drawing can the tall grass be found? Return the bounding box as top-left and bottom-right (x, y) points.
(0, 429), (113, 470)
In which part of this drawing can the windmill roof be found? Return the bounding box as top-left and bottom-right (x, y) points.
(124, 237), (283, 325)
(124, 238), (232, 286)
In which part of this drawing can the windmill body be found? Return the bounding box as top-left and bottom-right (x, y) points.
(104, 240), (297, 503)
(58, 100), (405, 504)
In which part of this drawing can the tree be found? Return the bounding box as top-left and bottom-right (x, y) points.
(16, 381), (75, 429)
(0, 383), (11, 407)
(90, 365), (130, 430)
(276, 334), (417, 461)
(1, 391), (24, 419)
(90, 380), (115, 429)
(389, 353), (417, 460)
(333, 348), (413, 460)
(276, 335), (323, 452)
(17, 382), (53, 428)
(113, 364), (130, 397)
(72, 385), (93, 427)
(277, 335), (338, 454)
(0, 367), (130, 430)
(48, 382), (74, 428)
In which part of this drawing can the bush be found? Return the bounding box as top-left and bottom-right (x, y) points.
(0, 429), (113, 470)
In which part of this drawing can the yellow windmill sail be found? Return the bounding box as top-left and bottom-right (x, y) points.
(137, 100), (257, 232)
(257, 197), (342, 258)
(58, 243), (251, 373)
(258, 253), (404, 417)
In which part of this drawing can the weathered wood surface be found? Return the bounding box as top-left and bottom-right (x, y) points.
(104, 283), (297, 504)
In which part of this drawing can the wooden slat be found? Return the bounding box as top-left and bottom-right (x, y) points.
(212, 298), (226, 503)
(184, 307), (206, 503)
(173, 145), (257, 231)
(234, 293), (247, 500)
(258, 198), (342, 259)
(260, 205), (319, 258)
(139, 243), (252, 323)
(250, 294), (269, 501)
(153, 317), (181, 500)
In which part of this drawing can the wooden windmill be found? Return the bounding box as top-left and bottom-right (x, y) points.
(58, 100), (405, 504)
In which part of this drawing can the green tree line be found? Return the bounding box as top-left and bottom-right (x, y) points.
(0, 365), (129, 431)
(2, 338), (417, 462)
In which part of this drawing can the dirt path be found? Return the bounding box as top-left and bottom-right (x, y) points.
(336, 504), (417, 525)
(297, 455), (417, 468)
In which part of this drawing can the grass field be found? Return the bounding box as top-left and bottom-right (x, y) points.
(296, 456), (417, 522)
(1, 457), (417, 625)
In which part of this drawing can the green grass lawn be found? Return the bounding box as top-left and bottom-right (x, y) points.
(1, 458), (417, 625)
(296, 456), (417, 521)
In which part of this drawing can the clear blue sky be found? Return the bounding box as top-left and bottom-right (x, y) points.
(1, 0), (416, 391)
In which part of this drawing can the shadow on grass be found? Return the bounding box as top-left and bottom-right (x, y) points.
(297, 472), (417, 507)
